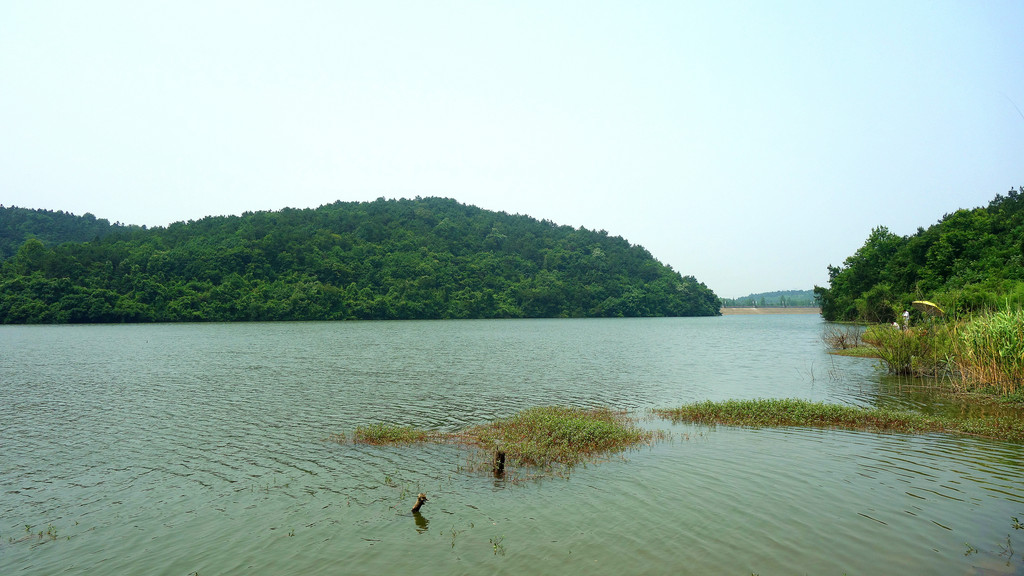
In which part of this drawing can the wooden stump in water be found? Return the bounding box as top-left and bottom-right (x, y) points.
(493, 450), (506, 477)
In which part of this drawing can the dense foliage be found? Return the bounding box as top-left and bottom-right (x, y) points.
(721, 289), (815, 308)
(0, 197), (720, 323)
(815, 188), (1024, 322)
(0, 206), (138, 259)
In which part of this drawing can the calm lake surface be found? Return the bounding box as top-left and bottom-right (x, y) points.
(2, 316), (1022, 575)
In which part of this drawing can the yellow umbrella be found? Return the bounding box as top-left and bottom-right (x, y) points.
(911, 300), (944, 317)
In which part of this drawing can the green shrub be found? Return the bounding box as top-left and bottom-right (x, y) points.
(870, 324), (955, 378)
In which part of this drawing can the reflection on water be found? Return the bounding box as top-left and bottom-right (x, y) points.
(1, 317), (1022, 575)
(413, 512), (429, 533)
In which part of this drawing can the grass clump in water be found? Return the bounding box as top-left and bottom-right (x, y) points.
(346, 406), (657, 477)
(460, 406), (654, 468)
(656, 399), (942, 434)
(655, 398), (1024, 443)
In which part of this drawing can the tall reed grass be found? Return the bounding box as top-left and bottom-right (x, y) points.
(856, 306), (1024, 397)
(955, 308), (1024, 395)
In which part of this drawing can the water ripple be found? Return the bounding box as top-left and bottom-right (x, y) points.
(2, 319), (1023, 575)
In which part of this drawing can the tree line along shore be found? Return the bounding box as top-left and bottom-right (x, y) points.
(816, 187), (1024, 401)
(0, 197), (721, 323)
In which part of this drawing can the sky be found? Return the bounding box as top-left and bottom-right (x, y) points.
(1, 1), (1022, 298)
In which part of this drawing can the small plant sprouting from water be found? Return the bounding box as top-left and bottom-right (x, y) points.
(999, 534), (1015, 562)
(490, 535), (506, 556)
(958, 518), (1023, 567)
(9, 523), (61, 544)
(446, 526), (462, 549)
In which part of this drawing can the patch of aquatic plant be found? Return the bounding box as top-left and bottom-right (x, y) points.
(352, 423), (435, 445)
(955, 308), (1024, 396)
(656, 399), (943, 433)
(963, 516), (1024, 569)
(655, 399), (1024, 443)
(459, 406), (655, 469)
(489, 535), (506, 556)
(345, 406), (659, 478)
(8, 523), (64, 544)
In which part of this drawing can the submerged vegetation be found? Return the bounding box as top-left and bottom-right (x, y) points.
(352, 423), (436, 445)
(458, 406), (655, 468)
(341, 406), (658, 478)
(657, 399), (943, 433)
(345, 401), (1024, 479)
(656, 399), (1024, 443)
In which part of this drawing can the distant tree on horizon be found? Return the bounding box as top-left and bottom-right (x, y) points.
(721, 289), (816, 308)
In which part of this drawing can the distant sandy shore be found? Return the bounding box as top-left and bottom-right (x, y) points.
(720, 307), (820, 315)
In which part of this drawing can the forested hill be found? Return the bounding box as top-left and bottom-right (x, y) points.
(0, 206), (138, 259)
(721, 290), (815, 308)
(815, 187), (1024, 322)
(0, 197), (721, 323)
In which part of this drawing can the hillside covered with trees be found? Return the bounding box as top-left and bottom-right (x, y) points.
(0, 206), (138, 259)
(0, 197), (721, 323)
(815, 187), (1024, 322)
(721, 290), (815, 308)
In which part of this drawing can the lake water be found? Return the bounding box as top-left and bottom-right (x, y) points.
(2, 316), (1022, 575)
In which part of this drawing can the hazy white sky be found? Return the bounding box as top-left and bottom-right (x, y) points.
(2, 1), (1022, 298)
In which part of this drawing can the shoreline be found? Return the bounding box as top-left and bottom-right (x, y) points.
(720, 307), (820, 315)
